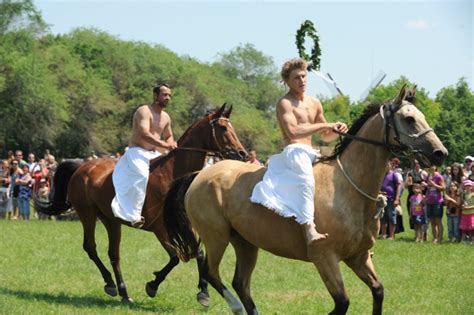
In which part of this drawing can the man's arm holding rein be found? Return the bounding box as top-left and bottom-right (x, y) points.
(313, 98), (348, 143)
(135, 107), (173, 149)
(161, 112), (176, 146)
(277, 98), (333, 140)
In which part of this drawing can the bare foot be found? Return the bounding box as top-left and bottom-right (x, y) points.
(131, 216), (145, 229)
(306, 230), (328, 246)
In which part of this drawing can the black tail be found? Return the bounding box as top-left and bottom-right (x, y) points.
(164, 172), (201, 262)
(34, 160), (82, 215)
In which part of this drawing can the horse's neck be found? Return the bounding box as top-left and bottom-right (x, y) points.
(339, 114), (391, 199)
(174, 126), (209, 172)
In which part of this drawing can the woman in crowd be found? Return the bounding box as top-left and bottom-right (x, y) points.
(16, 164), (32, 220)
(423, 165), (445, 243)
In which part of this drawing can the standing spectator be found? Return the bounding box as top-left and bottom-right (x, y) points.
(32, 159), (49, 193)
(404, 160), (428, 230)
(27, 152), (40, 174)
(380, 161), (401, 240)
(450, 162), (465, 186)
(423, 165), (445, 243)
(14, 150), (28, 168)
(459, 179), (474, 244)
(467, 164), (474, 182)
(6, 150), (15, 164)
(0, 160), (12, 219)
(46, 154), (58, 176)
(9, 160), (22, 220)
(16, 164), (32, 220)
(409, 184), (426, 242)
(31, 159), (49, 220)
(443, 166), (452, 194)
(444, 182), (462, 242)
(464, 156), (473, 177)
(391, 158), (404, 234)
(246, 150), (262, 166)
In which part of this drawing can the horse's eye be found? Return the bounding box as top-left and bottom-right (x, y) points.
(219, 125), (227, 132)
(405, 116), (415, 125)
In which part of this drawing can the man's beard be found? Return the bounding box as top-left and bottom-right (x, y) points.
(157, 100), (168, 107)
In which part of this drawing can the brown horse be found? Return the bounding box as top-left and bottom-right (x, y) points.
(36, 104), (247, 304)
(164, 86), (447, 314)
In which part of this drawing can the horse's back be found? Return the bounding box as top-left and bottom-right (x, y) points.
(68, 158), (116, 214)
(186, 160), (311, 260)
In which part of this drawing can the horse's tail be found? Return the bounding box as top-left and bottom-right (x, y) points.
(34, 160), (82, 215)
(164, 171), (201, 262)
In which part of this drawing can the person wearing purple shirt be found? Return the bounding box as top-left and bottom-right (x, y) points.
(423, 165), (445, 243)
(380, 161), (402, 240)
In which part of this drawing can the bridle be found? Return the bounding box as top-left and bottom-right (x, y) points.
(333, 101), (434, 158)
(173, 117), (234, 159)
(335, 101), (434, 205)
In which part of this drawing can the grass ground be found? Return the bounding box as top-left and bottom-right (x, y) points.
(0, 195), (473, 314)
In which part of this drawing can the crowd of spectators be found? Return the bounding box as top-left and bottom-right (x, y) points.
(379, 155), (474, 244)
(0, 149), (57, 220)
(2, 148), (474, 245)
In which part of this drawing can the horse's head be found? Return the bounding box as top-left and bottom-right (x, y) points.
(382, 85), (447, 166)
(206, 103), (248, 161)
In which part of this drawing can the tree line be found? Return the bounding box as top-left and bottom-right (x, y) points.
(0, 0), (472, 164)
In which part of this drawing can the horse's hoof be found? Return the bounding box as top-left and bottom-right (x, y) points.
(121, 297), (134, 304)
(197, 291), (210, 307)
(145, 282), (158, 298)
(104, 285), (118, 297)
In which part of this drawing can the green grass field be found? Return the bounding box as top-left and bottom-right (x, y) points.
(1, 204), (473, 314)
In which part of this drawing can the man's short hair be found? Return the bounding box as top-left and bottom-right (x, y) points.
(153, 83), (170, 96)
(281, 58), (308, 83)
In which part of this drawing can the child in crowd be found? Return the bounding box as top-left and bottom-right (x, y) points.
(409, 183), (426, 242)
(460, 179), (474, 244)
(444, 182), (461, 242)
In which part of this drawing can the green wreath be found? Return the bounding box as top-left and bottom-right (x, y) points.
(295, 20), (321, 71)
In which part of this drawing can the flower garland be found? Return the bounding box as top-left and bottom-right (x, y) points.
(295, 20), (321, 71)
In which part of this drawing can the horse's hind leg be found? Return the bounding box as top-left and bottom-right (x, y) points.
(230, 234), (259, 315)
(80, 213), (117, 297)
(101, 217), (133, 303)
(196, 249), (210, 306)
(344, 251), (384, 315)
(313, 254), (350, 315)
(202, 230), (244, 314)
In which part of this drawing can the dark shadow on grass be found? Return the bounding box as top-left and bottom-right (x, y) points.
(0, 287), (176, 313)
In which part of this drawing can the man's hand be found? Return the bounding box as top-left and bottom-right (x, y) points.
(331, 122), (349, 134)
(167, 141), (178, 150)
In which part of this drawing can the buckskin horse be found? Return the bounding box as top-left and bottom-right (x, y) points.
(164, 86), (447, 314)
(36, 104), (247, 304)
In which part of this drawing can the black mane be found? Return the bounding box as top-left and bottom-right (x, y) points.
(320, 102), (384, 161)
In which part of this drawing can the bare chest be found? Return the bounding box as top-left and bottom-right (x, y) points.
(149, 111), (168, 134)
(292, 104), (317, 124)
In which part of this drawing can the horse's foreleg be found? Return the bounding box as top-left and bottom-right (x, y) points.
(103, 220), (133, 303)
(196, 249), (210, 307)
(313, 254), (350, 315)
(344, 251), (384, 315)
(145, 247), (179, 298)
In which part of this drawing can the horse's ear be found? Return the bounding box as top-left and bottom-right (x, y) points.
(394, 84), (408, 105)
(405, 85), (417, 103)
(224, 104), (233, 118)
(216, 103), (226, 117)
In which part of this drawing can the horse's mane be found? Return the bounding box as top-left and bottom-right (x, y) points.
(148, 112), (214, 172)
(320, 102), (383, 161)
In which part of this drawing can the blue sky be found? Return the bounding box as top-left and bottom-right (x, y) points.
(35, 0), (473, 101)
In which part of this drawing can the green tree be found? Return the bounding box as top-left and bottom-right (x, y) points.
(435, 78), (474, 164)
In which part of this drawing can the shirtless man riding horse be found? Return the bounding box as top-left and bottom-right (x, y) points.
(251, 58), (348, 247)
(112, 84), (178, 228)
